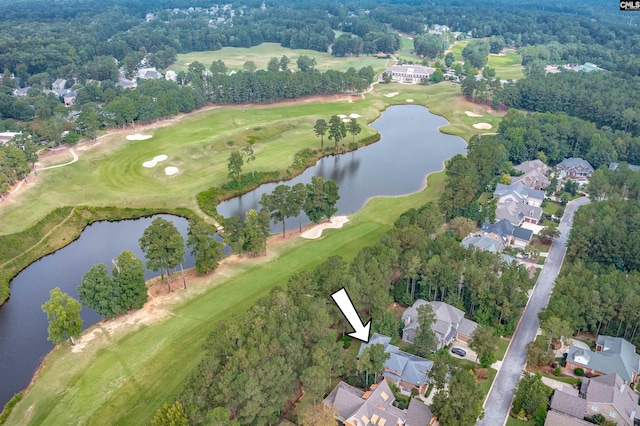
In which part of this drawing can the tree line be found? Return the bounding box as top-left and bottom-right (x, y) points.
(175, 198), (524, 424)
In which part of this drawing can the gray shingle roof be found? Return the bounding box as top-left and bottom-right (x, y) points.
(545, 409), (592, 426)
(582, 374), (640, 424)
(567, 336), (640, 382)
(323, 381), (365, 420)
(461, 235), (503, 253)
(494, 182), (545, 203)
(550, 389), (587, 419)
(358, 333), (433, 388)
(495, 202), (542, 226)
(609, 162), (640, 171)
(405, 398), (433, 426)
(514, 160), (550, 175)
(458, 318), (478, 338)
(557, 157), (594, 174)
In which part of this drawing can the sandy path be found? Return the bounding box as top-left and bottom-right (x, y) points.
(38, 148), (78, 170)
(301, 216), (349, 239)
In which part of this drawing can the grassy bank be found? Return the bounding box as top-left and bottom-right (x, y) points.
(0, 206), (196, 306)
(3, 172), (445, 426)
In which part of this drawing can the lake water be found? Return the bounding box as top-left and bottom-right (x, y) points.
(0, 104), (466, 407)
(217, 104), (467, 232)
(0, 215), (196, 406)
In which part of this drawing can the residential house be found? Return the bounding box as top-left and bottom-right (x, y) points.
(556, 157), (595, 181)
(137, 67), (163, 80)
(546, 373), (640, 426)
(494, 182), (545, 207)
(165, 70), (177, 82)
(384, 65), (435, 83)
(63, 89), (79, 107)
(145, 12), (155, 22)
(358, 333), (433, 395)
(402, 300), (477, 349)
(13, 87), (30, 97)
(0, 131), (21, 145)
(513, 160), (551, 190)
(461, 234), (504, 254)
(575, 62), (604, 72)
(495, 202), (543, 226)
(566, 336), (640, 383)
(481, 219), (534, 248)
(323, 380), (436, 426)
(609, 162), (640, 172)
(52, 78), (67, 92)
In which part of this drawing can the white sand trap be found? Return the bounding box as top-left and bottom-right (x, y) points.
(142, 154), (168, 168)
(301, 216), (349, 239)
(473, 122), (493, 130)
(349, 113), (361, 118)
(465, 111), (483, 117)
(342, 118), (351, 123)
(337, 114), (347, 118)
(406, 99), (414, 103)
(384, 92), (400, 98)
(165, 166), (179, 176)
(126, 134), (153, 141)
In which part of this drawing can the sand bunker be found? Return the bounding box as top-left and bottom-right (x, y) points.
(384, 92), (400, 98)
(473, 123), (493, 130)
(337, 114), (347, 118)
(349, 113), (361, 118)
(142, 154), (168, 168)
(126, 134), (153, 141)
(165, 166), (179, 176)
(342, 118), (351, 123)
(301, 216), (349, 239)
(465, 111), (483, 117)
(406, 99), (414, 103)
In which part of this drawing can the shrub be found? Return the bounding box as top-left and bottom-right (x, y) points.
(550, 361), (558, 368)
(480, 352), (496, 368)
(554, 367), (562, 376)
(574, 367), (585, 376)
(592, 413), (605, 424)
(339, 336), (351, 349)
(474, 368), (490, 380)
(411, 388), (418, 396)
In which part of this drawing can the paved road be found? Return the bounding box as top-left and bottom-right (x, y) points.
(478, 196), (591, 426)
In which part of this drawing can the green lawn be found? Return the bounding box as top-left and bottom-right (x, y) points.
(487, 49), (524, 80)
(543, 201), (561, 215)
(448, 40), (469, 61)
(506, 416), (533, 426)
(168, 42), (390, 74)
(495, 338), (510, 360)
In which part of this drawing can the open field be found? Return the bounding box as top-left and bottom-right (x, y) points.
(168, 42), (390, 73)
(488, 49), (524, 80)
(0, 83), (503, 236)
(3, 173), (446, 426)
(448, 39), (469, 60)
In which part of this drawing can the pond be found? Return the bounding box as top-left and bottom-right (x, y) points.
(0, 215), (197, 407)
(0, 104), (467, 407)
(217, 104), (467, 232)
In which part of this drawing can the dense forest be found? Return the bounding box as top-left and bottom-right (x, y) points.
(542, 200), (640, 345)
(178, 199), (528, 423)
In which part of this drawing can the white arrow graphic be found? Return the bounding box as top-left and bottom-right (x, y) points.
(331, 288), (371, 343)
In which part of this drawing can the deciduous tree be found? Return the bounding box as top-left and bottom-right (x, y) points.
(431, 367), (484, 426)
(303, 176), (340, 223)
(139, 217), (185, 292)
(227, 150), (244, 181)
(41, 287), (83, 345)
(470, 324), (497, 366)
(187, 220), (224, 274)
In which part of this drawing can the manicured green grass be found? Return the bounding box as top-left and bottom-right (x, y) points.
(168, 42), (390, 73)
(0, 83), (501, 236)
(488, 49), (524, 80)
(448, 40), (469, 61)
(543, 201), (561, 215)
(506, 416), (532, 426)
(495, 338), (510, 361)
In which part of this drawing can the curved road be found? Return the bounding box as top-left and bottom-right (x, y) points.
(478, 196), (591, 426)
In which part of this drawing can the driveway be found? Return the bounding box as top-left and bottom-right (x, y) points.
(478, 197), (590, 426)
(449, 340), (478, 364)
